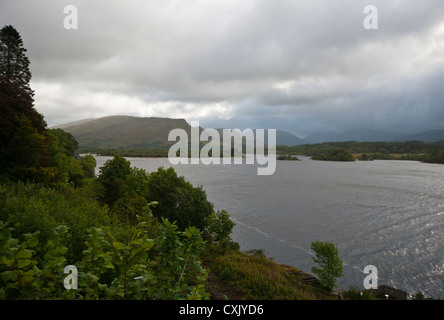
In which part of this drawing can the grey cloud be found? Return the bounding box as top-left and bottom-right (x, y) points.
(1, 0), (444, 135)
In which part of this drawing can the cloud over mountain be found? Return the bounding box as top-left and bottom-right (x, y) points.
(2, 0), (444, 136)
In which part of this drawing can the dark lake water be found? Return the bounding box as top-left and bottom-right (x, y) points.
(94, 155), (444, 298)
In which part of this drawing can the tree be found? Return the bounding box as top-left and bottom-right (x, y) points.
(310, 241), (343, 293)
(312, 148), (355, 162)
(7, 116), (54, 182)
(0, 25), (33, 95)
(48, 129), (79, 157)
(80, 154), (97, 179)
(110, 190), (149, 226)
(96, 155), (132, 205)
(205, 210), (236, 242)
(0, 25), (51, 182)
(146, 167), (214, 231)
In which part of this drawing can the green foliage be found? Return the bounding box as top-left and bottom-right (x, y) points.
(146, 167), (214, 231)
(421, 148), (444, 164)
(110, 191), (150, 226)
(277, 154), (300, 161)
(0, 181), (119, 263)
(58, 115), (193, 150)
(151, 219), (209, 299)
(96, 155), (132, 205)
(310, 241), (344, 293)
(0, 221), (75, 299)
(357, 153), (373, 161)
(121, 167), (150, 197)
(7, 116), (55, 182)
(312, 148), (355, 162)
(48, 129), (78, 157)
(207, 249), (318, 300)
(80, 154), (97, 179)
(342, 286), (375, 300)
(85, 149), (169, 158)
(0, 25), (32, 95)
(278, 140), (444, 163)
(205, 210), (236, 242)
(0, 207), (209, 300)
(0, 25), (54, 183)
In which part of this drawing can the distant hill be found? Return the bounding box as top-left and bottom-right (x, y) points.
(301, 128), (401, 144)
(52, 115), (200, 150)
(53, 116), (304, 150)
(53, 116), (444, 150)
(240, 129), (303, 146)
(273, 130), (304, 146)
(301, 128), (444, 144)
(396, 129), (444, 142)
(54, 118), (96, 130)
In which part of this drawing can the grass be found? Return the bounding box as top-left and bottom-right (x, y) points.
(203, 247), (337, 300)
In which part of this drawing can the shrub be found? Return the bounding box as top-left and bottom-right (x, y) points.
(312, 148), (355, 162)
(0, 181), (122, 263)
(310, 241), (344, 293)
(205, 210), (236, 242)
(146, 167), (214, 231)
(0, 209), (209, 300)
(96, 155), (132, 205)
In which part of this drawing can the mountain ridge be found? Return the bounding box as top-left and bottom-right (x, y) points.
(52, 116), (444, 149)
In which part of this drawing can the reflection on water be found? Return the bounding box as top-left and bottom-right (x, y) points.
(94, 155), (444, 298)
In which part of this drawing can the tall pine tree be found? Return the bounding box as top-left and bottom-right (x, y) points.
(0, 25), (51, 182)
(0, 25), (33, 96)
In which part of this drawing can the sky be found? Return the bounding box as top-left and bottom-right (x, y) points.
(1, 0), (444, 137)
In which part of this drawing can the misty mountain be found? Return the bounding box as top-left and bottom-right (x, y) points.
(300, 128), (444, 145)
(301, 128), (401, 144)
(52, 116), (444, 150)
(396, 130), (444, 143)
(53, 116), (304, 150)
(52, 115), (199, 150)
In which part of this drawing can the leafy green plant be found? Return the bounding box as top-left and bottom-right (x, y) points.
(151, 218), (208, 300)
(0, 202), (209, 300)
(205, 210), (236, 243)
(145, 167), (214, 231)
(310, 241), (344, 293)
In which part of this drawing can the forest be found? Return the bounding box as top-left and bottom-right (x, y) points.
(277, 140), (444, 163)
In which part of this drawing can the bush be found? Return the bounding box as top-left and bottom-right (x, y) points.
(0, 208), (209, 300)
(0, 181), (124, 263)
(205, 210), (236, 242)
(145, 167), (214, 231)
(342, 286), (375, 300)
(96, 155), (132, 205)
(310, 241), (344, 293)
(277, 154), (300, 161)
(312, 148), (355, 162)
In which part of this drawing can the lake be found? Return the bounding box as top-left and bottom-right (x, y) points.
(94, 155), (444, 298)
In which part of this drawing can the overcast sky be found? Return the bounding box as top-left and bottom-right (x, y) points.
(1, 0), (444, 137)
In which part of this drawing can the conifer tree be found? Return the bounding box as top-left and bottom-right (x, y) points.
(0, 25), (49, 181)
(0, 25), (33, 96)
